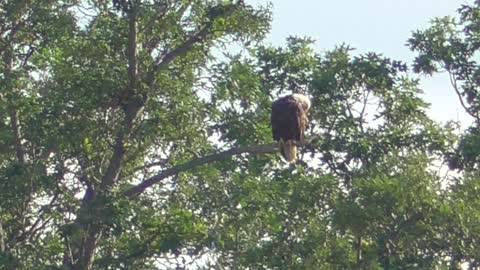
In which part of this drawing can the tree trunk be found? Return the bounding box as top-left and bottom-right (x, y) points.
(67, 4), (140, 269)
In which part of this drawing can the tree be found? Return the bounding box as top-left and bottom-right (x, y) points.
(0, 0), (78, 267)
(0, 0), (476, 269)
(409, 1), (480, 268)
(408, 0), (480, 172)
(204, 37), (455, 269)
(1, 0), (270, 268)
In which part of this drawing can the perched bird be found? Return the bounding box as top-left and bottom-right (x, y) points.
(271, 94), (311, 163)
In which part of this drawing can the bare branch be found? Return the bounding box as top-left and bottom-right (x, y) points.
(17, 193), (59, 243)
(124, 135), (322, 198)
(124, 143), (277, 198)
(133, 159), (169, 172)
(448, 71), (480, 124)
(152, 25), (212, 76)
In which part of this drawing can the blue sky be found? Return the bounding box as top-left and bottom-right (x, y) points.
(251, 0), (472, 126)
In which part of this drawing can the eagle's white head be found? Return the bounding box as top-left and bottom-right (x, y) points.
(292, 93), (311, 112)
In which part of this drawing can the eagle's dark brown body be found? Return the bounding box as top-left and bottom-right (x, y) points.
(271, 94), (311, 163)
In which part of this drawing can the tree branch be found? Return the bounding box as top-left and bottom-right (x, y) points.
(124, 135), (321, 198)
(141, 2), (187, 54)
(132, 159), (169, 173)
(448, 71), (480, 124)
(151, 25), (212, 76)
(16, 192), (59, 244)
(101, 6), (138, 190)
(1, 44), (26, 164)
(8, 101), (25, 164)
(0, 222), (5, 253)
(124, 143), (278, 198)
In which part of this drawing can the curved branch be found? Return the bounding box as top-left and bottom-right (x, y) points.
(152, 25), (211, 74)
(124, 135), (322, 198)
(448, 70), (480, 124)
(124, 143), (278, 198)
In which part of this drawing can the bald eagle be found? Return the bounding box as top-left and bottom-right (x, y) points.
(271, 94), (311, 163)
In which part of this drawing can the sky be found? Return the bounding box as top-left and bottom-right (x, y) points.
(250, 0), (473, 127)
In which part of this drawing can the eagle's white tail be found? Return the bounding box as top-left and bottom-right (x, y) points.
(280, 140), (297, 163)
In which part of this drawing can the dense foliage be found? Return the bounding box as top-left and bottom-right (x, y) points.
(0, 0), (479, 269)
